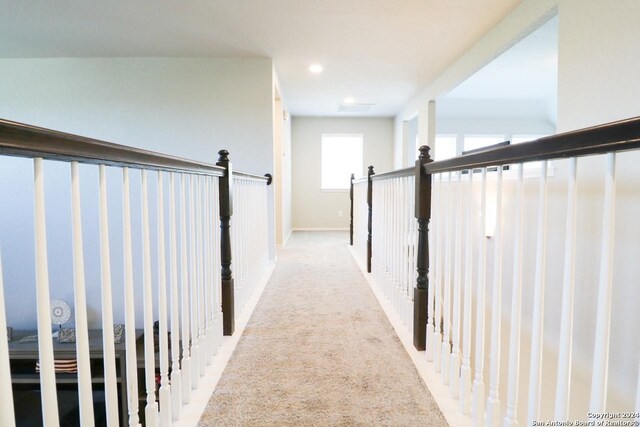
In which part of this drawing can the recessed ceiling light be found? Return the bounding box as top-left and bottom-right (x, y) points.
(309, 64), (323, 74)
(344, 97), (355, 104)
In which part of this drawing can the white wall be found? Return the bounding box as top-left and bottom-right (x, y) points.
(292, 117), (393, 229)
(0, 57), (275, 329)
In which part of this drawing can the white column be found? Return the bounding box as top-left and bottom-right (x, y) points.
(122, 167), (141, 427)
(33, 158), (60, 427)
(156, 172), (172, 425)
(460, 169), (474, 415)
(0, 250), (16, 427)
(589, 152), (617, 412)
(169, 172), (182, 419)
(70, 162), (95, 426)
(555, 157), (578, 420)
(527, 161), (549, 425)
(180, 174), (192, 402)
(140, 170), (159, 426)
(472, 168), (488, 427)
(504, 164), (524, 427)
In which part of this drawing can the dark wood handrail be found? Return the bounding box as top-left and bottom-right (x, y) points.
(234, 170), (270, 182)
(423, 116), (640, 174)
(0, 118), (225, 176)
(370, 166), (413, 180)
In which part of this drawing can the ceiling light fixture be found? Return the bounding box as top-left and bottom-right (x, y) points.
(344, 97), (355, 104)
(309, 64), (323, 74)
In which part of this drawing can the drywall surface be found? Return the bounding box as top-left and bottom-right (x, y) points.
(0, 57), (275, 329)
(292, 117), (393, 229)
(556, 0), (640, 131)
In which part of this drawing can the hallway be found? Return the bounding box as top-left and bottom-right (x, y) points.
(198, 231), (446, 426)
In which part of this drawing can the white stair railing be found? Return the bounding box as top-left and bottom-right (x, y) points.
(0, 119), (272, 426)
(348, 117), (640, 427)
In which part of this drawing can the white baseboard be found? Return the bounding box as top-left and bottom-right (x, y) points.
(174, 262), (276, 427)
(347, 246), (469, 427)
(292, 227), (349, 231)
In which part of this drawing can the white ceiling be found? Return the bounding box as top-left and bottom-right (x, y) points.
(0, 0), (523, 117)
(439, 16), (558, 123)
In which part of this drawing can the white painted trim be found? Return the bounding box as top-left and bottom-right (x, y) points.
(173, 262), (276, 427)
(292, 227), (349, 231)
(348, 245), (469, 427)
(282, 229), (293, 247)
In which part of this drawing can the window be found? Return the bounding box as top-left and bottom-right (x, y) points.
(463, 135), (507, 153)
(321, 134), (363, 190)
(511, 134), (550, 169)
(511, 134), (548, 145)
(434, 134), (457, 161)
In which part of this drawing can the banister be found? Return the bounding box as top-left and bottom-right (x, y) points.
(423, 116), (640, 174)
(234, 170), (271, 182)
(0, 118), (225, 176)
(370, 166), (413, 180)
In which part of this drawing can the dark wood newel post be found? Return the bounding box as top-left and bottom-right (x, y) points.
(367, 166), (374, 273)
(217, 149), (235, 336)
(349, 173), (354, 246)
(413, 145), (433, 351)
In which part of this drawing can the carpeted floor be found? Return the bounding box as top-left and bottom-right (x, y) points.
(198, 231), (447, 426)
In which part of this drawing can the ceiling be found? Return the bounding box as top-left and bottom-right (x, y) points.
(0, 0), (523, 117)
(439, 16), (558, 123)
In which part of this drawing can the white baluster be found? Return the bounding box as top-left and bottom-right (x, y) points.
(504, 164), (524, 427)
(442, 171), (453, 384)
(33, 158), (60, 427)
(527, 161), (548, 425)
(169, 173), (182, 419)
(189, 174), (200, 389)
(486, 165), (504, 427)
(122, 167), (141, 427)
(590, 152), (617, 412)
(180, 174), (192, 402)
(141, 170), (159, 426)
(205, 176), (214, 363)
(0, 250), (16, 427)
(451, 170), (463, 398)
(156, 172), (172, 425)
(555, 157), (578, 420)
(635, 361), (640, 422)
(70, 162), (95, 426)
(472, 167), (488, 427)
(434, 173), (444, 372)
(98, 165), (120, 427)
(428, 174), (439, 363)
(460, 169), (474, 415)
(197, 176), (206, 375)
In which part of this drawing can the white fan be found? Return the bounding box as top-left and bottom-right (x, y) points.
(50, 299), (71, 327)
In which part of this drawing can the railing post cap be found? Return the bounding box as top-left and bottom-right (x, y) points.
(368, 165), (375, 175)
(218, 149), (230, 162)
(418, 145), (431, 160)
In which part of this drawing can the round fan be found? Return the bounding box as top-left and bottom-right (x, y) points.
(50, 299), (71, 326)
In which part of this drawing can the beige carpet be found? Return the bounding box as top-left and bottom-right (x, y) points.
(198, 231), (447, 427)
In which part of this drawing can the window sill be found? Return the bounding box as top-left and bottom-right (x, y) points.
(321, 188), (350, 193)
